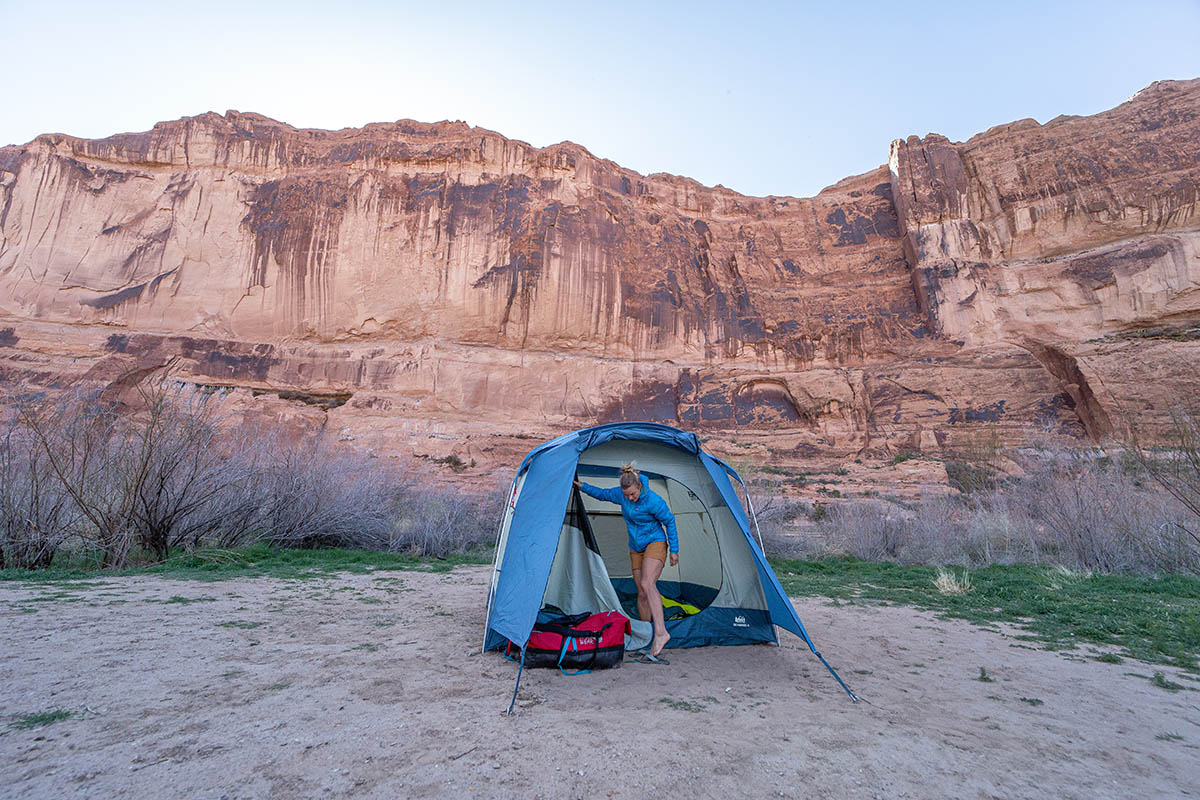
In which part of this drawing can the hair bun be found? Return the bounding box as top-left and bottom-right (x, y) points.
(620, 460), (638, 474)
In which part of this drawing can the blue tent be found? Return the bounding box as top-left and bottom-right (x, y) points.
(483, 422), (856, 704)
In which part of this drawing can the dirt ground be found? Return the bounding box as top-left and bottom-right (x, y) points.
(1, 566), (1197, 799)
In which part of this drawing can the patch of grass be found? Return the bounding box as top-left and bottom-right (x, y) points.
(658, 697), (706, 713)
(977, 667), (995, 683)
(350, 643), (381, 652)
(267, 682), (291, 691)
(11, 709), (73, 729)
(217, 620), (263, 629)
(1093, 652), (1124, 664)
(0, 543), (494, 584)
(1019, 697), (1044, 706)
(164, 595), (218, 604)
(1150, 672), (1185, 692)
(1156, 732), (1183, 741)
(772, 556), (1200, 673)
(25, 592), (86, 603)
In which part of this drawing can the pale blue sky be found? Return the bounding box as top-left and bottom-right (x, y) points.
(2, 0), (1198, 197)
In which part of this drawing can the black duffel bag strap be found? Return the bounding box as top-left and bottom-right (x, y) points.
(537, 618), (614, 641)
(534, 612), (589, 630)
(536, 622), (591, 639)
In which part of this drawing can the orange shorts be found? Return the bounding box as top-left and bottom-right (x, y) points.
(630, 540), (668, 571)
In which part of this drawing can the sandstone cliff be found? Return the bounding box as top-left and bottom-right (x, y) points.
(1, 79), (1197, 490)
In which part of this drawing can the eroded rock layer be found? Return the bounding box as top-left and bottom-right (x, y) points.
(2, 79), (1198, 488)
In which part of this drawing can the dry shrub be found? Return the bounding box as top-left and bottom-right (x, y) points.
(944, 430), (1003, 494)
(253, 437), (408, 551)
(749, 481), (822, 559)
(787, 449), (1198, 575)
(0, 400), (80, 568)
(391, 483), (506, 556)
(821, 500), (910, 562)
(0, 378), (502, 569)
(233, 438), (499, 556)
(1130, 402), (1200, 561)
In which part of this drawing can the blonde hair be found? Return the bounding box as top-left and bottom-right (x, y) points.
(619, 461), (640, 490)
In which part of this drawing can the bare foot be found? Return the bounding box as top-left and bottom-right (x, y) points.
(651, 631), (671, 657)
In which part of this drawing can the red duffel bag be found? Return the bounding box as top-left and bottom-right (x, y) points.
(506, 610), (629, 674)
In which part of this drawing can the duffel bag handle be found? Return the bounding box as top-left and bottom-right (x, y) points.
(555, 622), (614, 677)
(536, 622), (597, 639)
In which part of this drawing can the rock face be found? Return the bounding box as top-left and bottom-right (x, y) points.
(1, 79), (1198, 487)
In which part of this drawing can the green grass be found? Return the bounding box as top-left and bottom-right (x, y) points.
(658, 697), (707, 713)
(976, 667), (995, 683)
(10, 709), (74, 730)
(1150, 671), (1185, 692)
(772, 557), (1200, 673)
(1019, 697), (1045, 706)
(0, 543), (494, 583)
(164, 595), (217, 604)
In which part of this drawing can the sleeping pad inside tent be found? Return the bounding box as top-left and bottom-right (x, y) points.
(482, 422), (857, 705)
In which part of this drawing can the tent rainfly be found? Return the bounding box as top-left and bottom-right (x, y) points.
(483, 422), (857, 709)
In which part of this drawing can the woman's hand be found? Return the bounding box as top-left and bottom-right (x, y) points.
(573, 479), (581, 488)
(669, 553), (678, 567)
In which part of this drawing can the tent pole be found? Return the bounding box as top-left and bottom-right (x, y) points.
(809, 644), (860, 702)
(732, 472), (768, 556)
(482, 476), (518, 653)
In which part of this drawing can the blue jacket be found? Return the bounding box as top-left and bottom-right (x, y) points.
(579, 475), (678, 554)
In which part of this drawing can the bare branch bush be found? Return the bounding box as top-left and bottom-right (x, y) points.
(765, 448), (1197, 575)
(821, 499), (912, 562)
(944, 430), (1003, 494)
(1129, 402), (1200, 554)
(0, 393), (81, 568)
(8, 385), (144, 568)
(1, 378), (503, 569)
(390, 482), (506, 556)
(127, 381), (262, 560)
(252, 435), (416, 551)
(748, 478), (821, 559)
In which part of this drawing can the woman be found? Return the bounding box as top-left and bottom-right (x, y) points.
(574, 462), (678, 660)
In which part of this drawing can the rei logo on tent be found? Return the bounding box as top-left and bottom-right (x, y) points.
(733, 615), (749, 628)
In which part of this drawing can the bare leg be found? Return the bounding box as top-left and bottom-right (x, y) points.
(639, 557), (670, 657)
(632, 567), (651, 622)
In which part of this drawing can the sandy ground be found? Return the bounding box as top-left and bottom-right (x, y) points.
(1, 566), (1197, 800)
